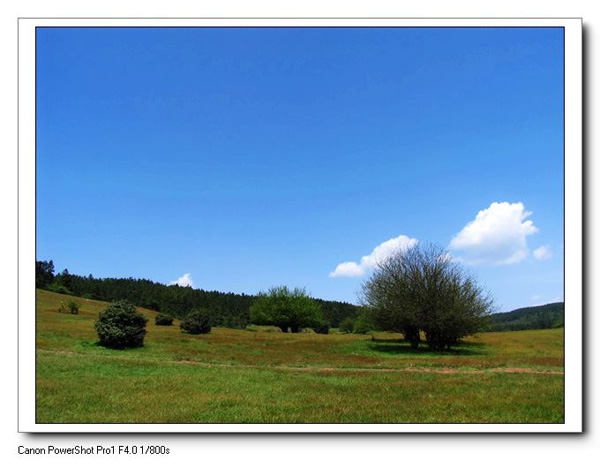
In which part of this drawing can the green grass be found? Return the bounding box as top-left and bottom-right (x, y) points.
(36, 289), (564, 424)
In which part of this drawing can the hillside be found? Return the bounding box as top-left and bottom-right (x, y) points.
(36, 263), (359, 327)
(35, 288), (564, 423)
(489, 302), (564, 332)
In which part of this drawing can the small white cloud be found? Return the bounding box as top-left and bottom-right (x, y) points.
(533, 245), (552, 260)
(449, 202), (538, 265)
(330, 235), (418, 278)
(170, 273), (194, 288)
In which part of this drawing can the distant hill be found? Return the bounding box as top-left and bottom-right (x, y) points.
(36, 263), (359, 328)
(488, 302), (564, 332)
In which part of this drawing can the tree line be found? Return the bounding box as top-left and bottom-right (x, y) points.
(487, 302), (564, 331)
(35, 260), (358, 328)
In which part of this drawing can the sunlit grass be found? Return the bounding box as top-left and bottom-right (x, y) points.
(36, 289), (564, 423)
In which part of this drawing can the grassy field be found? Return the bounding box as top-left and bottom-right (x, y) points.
(36, 289), (564, 424)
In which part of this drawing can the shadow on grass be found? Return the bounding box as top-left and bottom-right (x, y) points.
(367, 338), (487, 356)
(78, 340), (150, 352)
(79, 340), (102, 349)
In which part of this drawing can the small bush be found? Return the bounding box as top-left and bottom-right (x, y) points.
(314, 324), (330, 334)
(180, 309), (212, 335)
(57, 301), (66, 313)
(95, 300), (148, 349)
(155, 313), (174, 326)
(67, 299), (81, 315)
(339, 317), (355, 334)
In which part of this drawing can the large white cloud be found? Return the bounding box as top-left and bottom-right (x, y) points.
(170, 273), (194, 288)
(329, 235), (418, 278)
(449, 202), (538, 265)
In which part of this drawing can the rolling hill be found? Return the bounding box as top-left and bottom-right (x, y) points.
(488, 302), (564, 332)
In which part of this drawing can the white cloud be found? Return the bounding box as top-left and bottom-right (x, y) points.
(170, 273), (194, 288)
(329, 235), (418, 278)
(449, 202), (538, 265)
(533, 245), (552, 260)
(329, 261), (365, 278)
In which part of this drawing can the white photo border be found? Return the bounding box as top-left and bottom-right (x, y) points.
(18, 17), (583, 433)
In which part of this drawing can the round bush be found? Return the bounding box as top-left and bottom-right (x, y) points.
(68, 299), (81, 315)
(180, 309), (211, 334)
(314, 324), (330, 335)
(155, 313), (174, 326)
(95, 300), (148, 349)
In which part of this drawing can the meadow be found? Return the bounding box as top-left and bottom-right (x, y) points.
(36, 289), (564, 424)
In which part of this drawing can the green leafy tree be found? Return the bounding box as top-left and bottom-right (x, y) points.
(362, 244), (493, 350)
(36, 260), (55, 289)
(95, 300), (148, 349)
(250, 286), (324, 333)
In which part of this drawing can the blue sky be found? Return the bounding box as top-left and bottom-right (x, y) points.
(36, 27), (564, 311)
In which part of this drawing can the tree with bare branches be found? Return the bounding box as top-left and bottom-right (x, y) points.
(361, 244), (494, 351)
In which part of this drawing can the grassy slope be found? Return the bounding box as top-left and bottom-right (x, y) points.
(36, 289), (564, 423)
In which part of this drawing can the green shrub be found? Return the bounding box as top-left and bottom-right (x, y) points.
(314, 324), (330, 334)
(339, 317), (355, 334)
(57, 301), (66, 314)
(67, 299), (81, 315)
(180, 309), (211, 335)
(155, 313), (174, 326)
(95, 300), (148, 349)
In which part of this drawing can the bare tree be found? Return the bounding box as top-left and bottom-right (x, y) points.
(361, 244), (494, 351)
